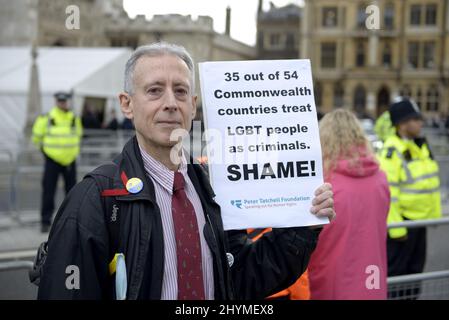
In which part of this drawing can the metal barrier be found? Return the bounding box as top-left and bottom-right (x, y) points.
(388, 270), (449, 300)
(0, 148), (15, 215)
(435, 155), (449, 206)
(0, 260), (33, 272)
(5, 132), (126, 218)
(387, 217), (449, 229)
(387, 218), (449, 300)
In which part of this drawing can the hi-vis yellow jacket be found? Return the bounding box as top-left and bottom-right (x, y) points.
(374, 111), (395, 142)
(378, 134), (441, 238)
(32, 107), (83, 166)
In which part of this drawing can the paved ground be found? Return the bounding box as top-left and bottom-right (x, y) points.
(0, 266), (37, 300)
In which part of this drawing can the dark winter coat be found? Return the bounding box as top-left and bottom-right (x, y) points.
(38, 136), (320, 300)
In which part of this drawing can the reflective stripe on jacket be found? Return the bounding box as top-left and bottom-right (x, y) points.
(32, 107), (82, 166)
(378, 135), (441, 238)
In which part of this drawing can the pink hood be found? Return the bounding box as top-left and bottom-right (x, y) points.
(333, 155), (380, 178)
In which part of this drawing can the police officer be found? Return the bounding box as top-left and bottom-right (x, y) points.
(32, 92), (83, 232)
(378, 98), (441, 298)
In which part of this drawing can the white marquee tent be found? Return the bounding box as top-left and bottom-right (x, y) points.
(0, 46), (132, 158)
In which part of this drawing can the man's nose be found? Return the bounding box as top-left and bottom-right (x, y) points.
(162, 89), (178, 111)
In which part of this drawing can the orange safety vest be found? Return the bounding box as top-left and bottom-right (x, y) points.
(247, 228), (310, 300)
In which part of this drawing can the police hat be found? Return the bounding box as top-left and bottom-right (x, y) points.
(389, 98), (423, 126)
(54, 91), (72, 101)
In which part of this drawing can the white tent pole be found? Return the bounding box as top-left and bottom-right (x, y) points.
(24, 43), (42, 136)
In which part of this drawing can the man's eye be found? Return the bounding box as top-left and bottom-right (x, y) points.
(147, 88), (162, 95)
(175, 88), (188, 96)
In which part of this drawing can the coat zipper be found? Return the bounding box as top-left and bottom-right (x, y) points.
(206, 213), (234, 299)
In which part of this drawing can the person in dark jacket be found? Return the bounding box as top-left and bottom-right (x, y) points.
(104, 109), (119, 131)
(37, 42), (335, 300)
(81, 104), (101, 129)
(121, 117), (134, 130)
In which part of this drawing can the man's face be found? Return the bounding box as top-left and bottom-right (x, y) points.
(403, 118), (423, 138)
(120, 54), (197, 149)
(56, 100), (69, 111)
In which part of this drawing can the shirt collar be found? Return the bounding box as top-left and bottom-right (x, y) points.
(138, 145), (188, 194)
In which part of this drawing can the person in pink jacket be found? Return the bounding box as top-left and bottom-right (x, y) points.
(308, 109), (390, 300)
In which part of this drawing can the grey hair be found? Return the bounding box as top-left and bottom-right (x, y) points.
(124, 42), (196, 95)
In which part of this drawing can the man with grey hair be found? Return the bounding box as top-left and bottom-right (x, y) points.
(36, 42), (335, 300)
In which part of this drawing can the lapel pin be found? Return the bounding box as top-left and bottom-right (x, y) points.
(126, 177), (143, 194)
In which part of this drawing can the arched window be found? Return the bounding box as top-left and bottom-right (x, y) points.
(286, 33), (295, 50)
(400, 85), (412, 98)
(357, 4), (366, 28)
(356, 42), (365, 67)
(53, 39), (66, 47)
(354, 85), (366, 114)
(377, 86), (390, 115)
(382, 44), (392, 67)
(384, 3), (394, 29)
(322, 7), (338, 27)
(416, 87), (423, 109)
(426, 85), (439, 111)
(334, 83), (344, 108)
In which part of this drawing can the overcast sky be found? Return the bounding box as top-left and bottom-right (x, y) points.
(123, 0), (304, 46)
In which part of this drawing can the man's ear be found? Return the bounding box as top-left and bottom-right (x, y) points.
(191, 95), (198, 119)
(119, 92), (133, 119)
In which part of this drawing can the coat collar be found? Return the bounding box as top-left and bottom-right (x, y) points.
(113, 136), (216, 204)
(113, 136), (156, 202)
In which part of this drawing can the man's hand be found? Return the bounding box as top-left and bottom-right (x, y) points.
(310, 183), (336, 222)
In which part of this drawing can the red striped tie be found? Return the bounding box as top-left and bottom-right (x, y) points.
(172, 172), (205, 300)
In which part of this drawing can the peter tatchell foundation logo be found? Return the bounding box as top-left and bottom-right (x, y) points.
(230, 200), (243, 209)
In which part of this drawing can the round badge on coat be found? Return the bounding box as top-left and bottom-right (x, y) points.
(126, 177), (143, 194)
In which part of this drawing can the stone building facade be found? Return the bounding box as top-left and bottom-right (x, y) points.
(300, 0), (449, 118)
(256, 1), (301, 59)
(0, 0), (255, 62)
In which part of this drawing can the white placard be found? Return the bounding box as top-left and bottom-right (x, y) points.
(199, 59), (328, 230)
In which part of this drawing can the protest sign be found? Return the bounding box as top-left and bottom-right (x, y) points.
(199, 59), (328, 230)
